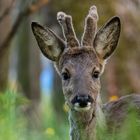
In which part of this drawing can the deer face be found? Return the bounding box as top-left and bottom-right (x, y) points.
(31, 6), (120, 113)
(59, 47), (102, 112)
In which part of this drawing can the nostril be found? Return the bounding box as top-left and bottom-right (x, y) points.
(71, 95), (93, 108)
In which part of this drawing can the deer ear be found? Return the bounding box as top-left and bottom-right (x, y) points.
(31, 22), (65, 61)
(94, 17), (121, 60)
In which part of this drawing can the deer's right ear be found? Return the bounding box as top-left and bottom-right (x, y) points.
(31, 22), (65, 61)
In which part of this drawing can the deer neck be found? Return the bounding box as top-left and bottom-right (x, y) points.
(69, 109), (96, 140)
(68, 95), (105, 140)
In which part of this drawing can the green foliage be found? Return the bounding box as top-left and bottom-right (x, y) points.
(0, 90), (28, 140)
(0, 90), (140, 140)
(0, 90), (69, 140)
(40, 95), (69, 140)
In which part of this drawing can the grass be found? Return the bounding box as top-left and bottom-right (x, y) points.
(0, 90), (69, 140)
(0, 90), (140, 140)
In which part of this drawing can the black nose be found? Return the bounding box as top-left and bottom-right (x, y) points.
(72, 95), (93, 108)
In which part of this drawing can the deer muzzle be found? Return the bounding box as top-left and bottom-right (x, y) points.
(71, 95), (94, 112)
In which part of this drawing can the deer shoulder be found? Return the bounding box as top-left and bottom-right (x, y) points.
(103, 94), (140, 131)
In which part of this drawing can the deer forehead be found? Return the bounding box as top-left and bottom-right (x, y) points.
(58, 47), (103, 73)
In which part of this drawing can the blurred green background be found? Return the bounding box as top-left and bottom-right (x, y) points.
(0, 0), (139, 139)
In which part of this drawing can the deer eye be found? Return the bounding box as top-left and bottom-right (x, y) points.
(61, 71), (70, 81)
(92, 71), (100, 79)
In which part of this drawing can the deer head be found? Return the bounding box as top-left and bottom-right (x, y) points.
(31, 6), (120, 124)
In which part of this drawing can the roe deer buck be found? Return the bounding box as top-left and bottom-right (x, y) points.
(31, 5), (140, 140)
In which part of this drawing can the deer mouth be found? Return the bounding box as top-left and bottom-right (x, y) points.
(74, 102), (92, 112)
(71, 95), (93, 112)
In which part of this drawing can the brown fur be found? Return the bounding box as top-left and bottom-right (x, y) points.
(31, 5), (140, 140)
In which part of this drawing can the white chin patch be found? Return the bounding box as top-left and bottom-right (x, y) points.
(74, 102), (91, 112)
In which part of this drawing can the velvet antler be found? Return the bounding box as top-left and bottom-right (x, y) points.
(82, 6), (98, 46)
(57, 12), (80, 48)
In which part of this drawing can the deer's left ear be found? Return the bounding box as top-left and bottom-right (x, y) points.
(93, 17), (121, 60)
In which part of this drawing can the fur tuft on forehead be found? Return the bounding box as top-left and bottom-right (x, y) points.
(63, 46), (95, 55)
(59, 47), (103, 69)
(60, 47), (96, 61)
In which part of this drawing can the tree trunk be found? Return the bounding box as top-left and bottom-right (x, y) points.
(17, 19), (30, 98)
(17, 14), (41, 127)
(0, 0), (12, 91)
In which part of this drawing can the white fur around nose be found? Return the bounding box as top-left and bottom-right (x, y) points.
(74, 102), (91, 112)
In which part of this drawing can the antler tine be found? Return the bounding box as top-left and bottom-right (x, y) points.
(81, 5), (99, 46)
(57, 12), (80, 48)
